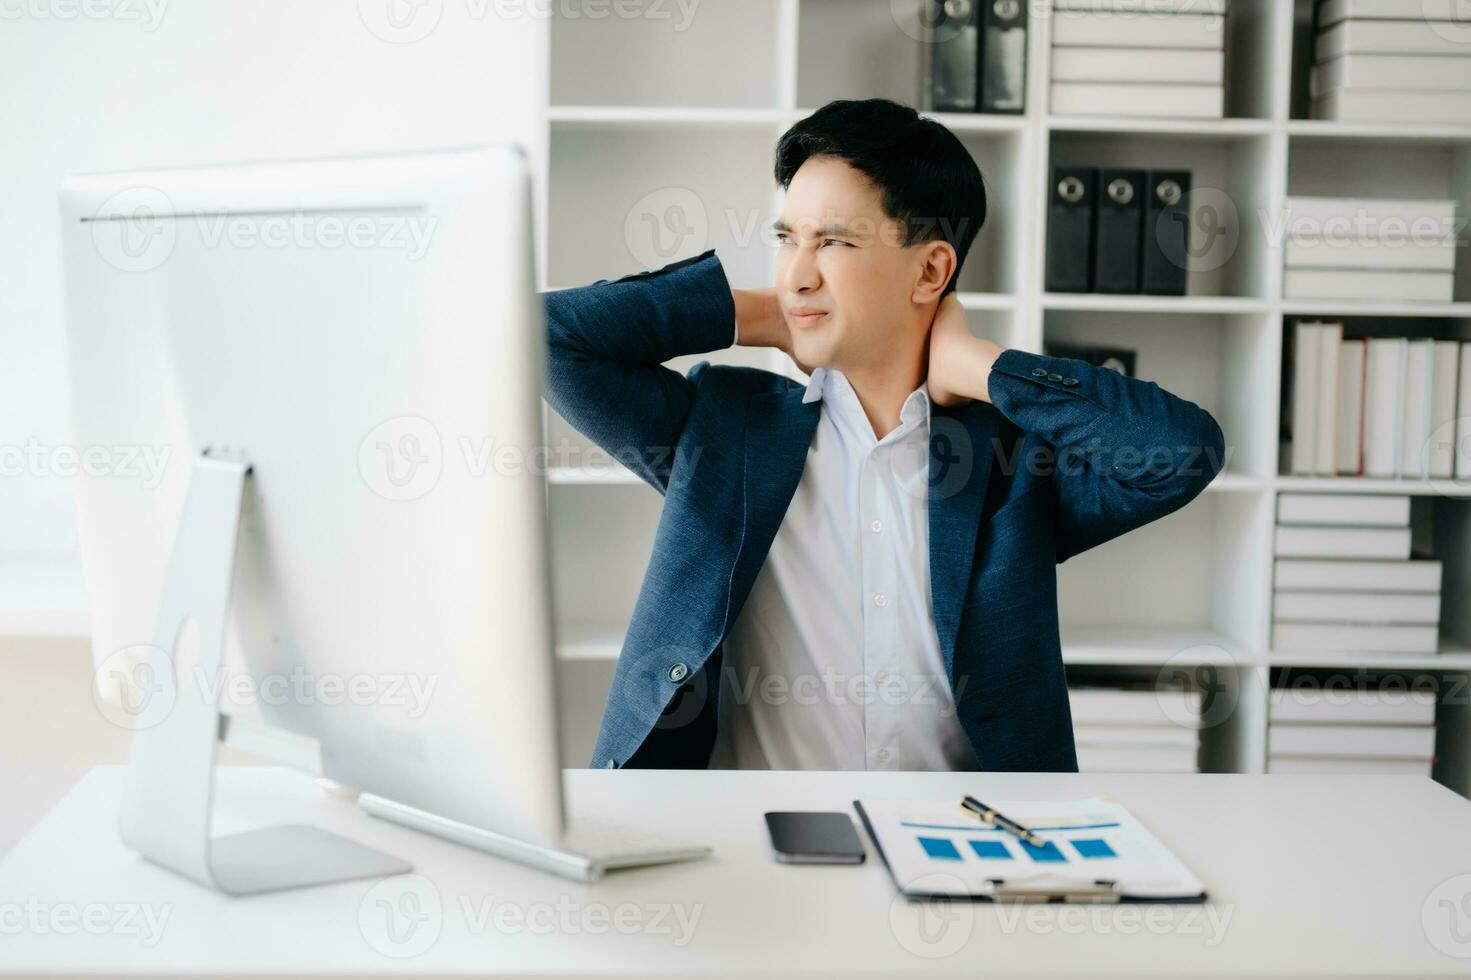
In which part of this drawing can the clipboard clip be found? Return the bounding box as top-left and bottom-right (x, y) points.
(988, 877), (1123, 904)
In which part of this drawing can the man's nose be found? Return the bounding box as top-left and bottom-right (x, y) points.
(783, 243), (820, 294)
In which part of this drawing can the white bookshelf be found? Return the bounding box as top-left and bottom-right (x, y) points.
(540, 0), (1471, 791)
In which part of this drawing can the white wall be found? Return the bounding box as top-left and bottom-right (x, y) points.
(0, 0), (549, 619)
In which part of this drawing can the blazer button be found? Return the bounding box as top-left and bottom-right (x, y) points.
(1047, 373), (1063, 383)
(1030, 367), (1048, 378)
(668, 663), (690, 683)
(1062, 377), (1080, 387)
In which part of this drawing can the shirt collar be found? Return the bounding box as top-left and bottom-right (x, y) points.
(802, 367), (932, 432)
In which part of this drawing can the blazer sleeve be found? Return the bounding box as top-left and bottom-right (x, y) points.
(542, 250), (737, 493)
(985, 348), (1226, 563)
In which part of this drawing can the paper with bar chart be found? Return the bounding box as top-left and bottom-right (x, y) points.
(854, 796), (1205, 902)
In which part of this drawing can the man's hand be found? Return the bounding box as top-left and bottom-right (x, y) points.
(925, 293), (1004, 406)
(733, 288), (815, 375)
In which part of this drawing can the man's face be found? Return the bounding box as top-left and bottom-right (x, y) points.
(775, 156), (934, 373)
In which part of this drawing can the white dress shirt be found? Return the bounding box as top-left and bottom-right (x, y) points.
(708, 366), (976, 771)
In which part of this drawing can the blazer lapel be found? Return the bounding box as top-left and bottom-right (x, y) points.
(729, 387), (821, 628)
(928, 400), (997, 681)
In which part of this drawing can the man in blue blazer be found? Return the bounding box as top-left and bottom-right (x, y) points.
(544, 99), (1225, 772)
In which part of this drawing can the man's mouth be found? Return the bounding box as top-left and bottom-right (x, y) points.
(789, 307), (828, 327)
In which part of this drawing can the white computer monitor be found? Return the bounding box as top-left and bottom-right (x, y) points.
(59, 146), (567, 891)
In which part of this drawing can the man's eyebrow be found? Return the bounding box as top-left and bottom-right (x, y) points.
(772, 219), (861, 237)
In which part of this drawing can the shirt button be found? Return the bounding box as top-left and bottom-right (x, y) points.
(873, 593), (888, 608)
(668, 663), (689, 683)
(1062, 377), (1079, 387)
(870, 519), (883, 533)
(1030, 367), (1048, 378)
(877, 749), (891, 763)
(1047, 372), (1063, 383)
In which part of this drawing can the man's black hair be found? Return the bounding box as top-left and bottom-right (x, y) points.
(773, 98), (987, 297)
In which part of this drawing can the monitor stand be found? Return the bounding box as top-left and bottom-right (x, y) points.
(114, 452), (411, 895)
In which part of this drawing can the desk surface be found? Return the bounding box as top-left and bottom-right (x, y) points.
(2, 766), (1470, 978)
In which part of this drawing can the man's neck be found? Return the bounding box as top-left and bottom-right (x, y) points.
(839, 345), (927, 440)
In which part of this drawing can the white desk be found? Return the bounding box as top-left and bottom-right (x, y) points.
(2, 766), (1470, 977)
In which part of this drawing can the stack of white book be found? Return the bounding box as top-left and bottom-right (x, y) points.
(1268, 682), (1436, 776)
(1069, 685), (1201, 772)
(1311, 0), (1471, 124)
(1273, 493), (1443, 654)
(1289, 321), (1471, 479)
(1049, 0), (1226, 119)
(1282, 198), (1458, 303)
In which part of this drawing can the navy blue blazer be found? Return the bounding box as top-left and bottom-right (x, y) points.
(544, 250), (1225, 772)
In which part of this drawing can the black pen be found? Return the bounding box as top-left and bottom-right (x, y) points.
(961, 795), (1044, 847)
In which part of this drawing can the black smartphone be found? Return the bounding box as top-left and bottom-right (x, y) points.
(764, 811), (866, 865)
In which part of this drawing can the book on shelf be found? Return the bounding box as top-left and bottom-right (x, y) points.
(1052, 0), (1227, 12)
(1075, 745), (1199, 774)
(1313, 90), (1471, 126)
(1363, 337), (1407, 477)
(1271, 622), (1438, 654)
(1267, 755), (1432, 775)
(1459, 345), (1471, 480)
(1315, 19), (1470, 59)
(1316, 0), (1471, 26)
(1050, 81), (1223, 119)
(1282, 197), (1457, 226)
(1050, 46), (1223, 84)
(1273, 525), (1411, 560)
(1273, 591), (1441, 625)
(1283, 236), (1457, 272)
(1273, 558), (1442, 593)
(1073, 726), (1198, 749)
(1428, 341), (1460, 479)
(1276, 492), (1408, 526)
(1311, 53), (1471, 95)
(1268, 684), (1436, 726)
(1290, 321), (1321, 476)
(1068, 686), (1201, 726)
(1051, 10), (1225, 48)
(1284, 269), (1455, 303)
(1336, 338), (1366, 475)
(1399, 339), (1433, 479)
(1269, 722), (1437, 758)
(1314, 322), (1341, 476)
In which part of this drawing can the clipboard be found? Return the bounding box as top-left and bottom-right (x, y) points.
(853, 797), (1207, 904)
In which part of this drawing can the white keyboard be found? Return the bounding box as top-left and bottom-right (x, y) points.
(360, 793), (710, 882)
(560, 820), (710, 865)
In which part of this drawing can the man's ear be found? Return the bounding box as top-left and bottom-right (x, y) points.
(911, 241), (958, 305)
